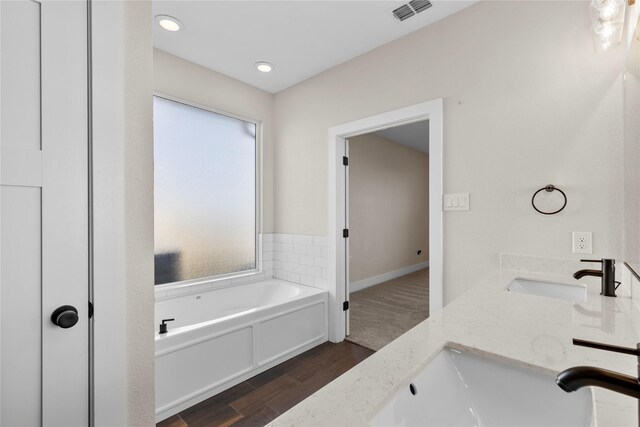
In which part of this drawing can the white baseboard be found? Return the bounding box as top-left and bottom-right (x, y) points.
(349, 261), (429, 293)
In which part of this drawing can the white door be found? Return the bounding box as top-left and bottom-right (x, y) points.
(1, 1), (90, 425)
(344, 139), (350, 337)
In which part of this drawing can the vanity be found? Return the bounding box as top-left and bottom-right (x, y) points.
(268, 255), (640, 426)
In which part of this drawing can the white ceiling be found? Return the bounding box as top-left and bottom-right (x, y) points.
(152, 1), (477, 93)
(374, 120), (429, 154)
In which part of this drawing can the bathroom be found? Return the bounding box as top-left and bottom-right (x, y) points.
(1, 0), (640, 426)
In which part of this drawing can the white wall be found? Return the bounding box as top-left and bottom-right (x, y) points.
(93, 1), (154, 425)
(273, 1), (630, 303)
(623, 34), (640, 262)
(348, 133), (429, 283)
(153, 49), (275, 232)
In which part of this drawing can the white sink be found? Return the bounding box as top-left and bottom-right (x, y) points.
(507, 278), (587, 303)
(371, 348), (593, 427)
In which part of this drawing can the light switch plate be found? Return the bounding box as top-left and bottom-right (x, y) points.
(444, 193), (470, 211)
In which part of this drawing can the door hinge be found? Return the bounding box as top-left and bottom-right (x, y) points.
(343, 229), (349, 238)
(343, 301), (350, 311)
(88, 301), (94, 319)
(343, 156), (349, 166)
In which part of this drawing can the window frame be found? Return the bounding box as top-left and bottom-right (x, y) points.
(152, 92), (262, 292)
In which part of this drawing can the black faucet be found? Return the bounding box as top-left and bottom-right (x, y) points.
(574, 258), (617, 297)
(159, 318), (174, 334)
(556, 339), (640, 424)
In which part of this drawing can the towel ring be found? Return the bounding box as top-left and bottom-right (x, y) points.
(531, 185), (567, 215)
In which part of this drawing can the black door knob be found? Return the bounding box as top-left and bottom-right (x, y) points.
(51, 305), (79, 329)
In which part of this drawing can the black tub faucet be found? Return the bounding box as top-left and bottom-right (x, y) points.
(556, 339), (640, 424)
(574, 258), (617, 297)
(159, 318), (174, 334)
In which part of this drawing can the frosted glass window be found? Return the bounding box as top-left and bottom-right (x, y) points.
(153, 96), (256, 285)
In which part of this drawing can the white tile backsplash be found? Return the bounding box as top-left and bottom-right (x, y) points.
(262, 233), (274, 244)
(314, 257), (328, 268)
(274, 233), (293, 243)
(293, 264), (307, 274)
(307, 265), (322, 278)
(293, 244), (307, 255)
(307, 246), (323, 257)
(264, 232), (330, 290)
(293, 234), (314, 246)
(299, 274), (315, 286)
(300, 255), (314, 266)
(314, 236), (328, 247)
(275, 243), (293, 253)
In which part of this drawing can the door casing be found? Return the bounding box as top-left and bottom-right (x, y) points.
(327, 99), (444, 342)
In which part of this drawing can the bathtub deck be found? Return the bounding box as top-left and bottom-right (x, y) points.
(157, 341), (374, 427)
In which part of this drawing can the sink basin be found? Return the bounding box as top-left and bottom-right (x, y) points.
(507, 278), (587, 303)
(371, 348), (593, 427)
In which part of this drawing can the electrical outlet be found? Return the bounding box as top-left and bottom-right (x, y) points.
(572, 232), (592, 254)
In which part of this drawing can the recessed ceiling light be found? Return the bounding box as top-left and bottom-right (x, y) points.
(255, 62), (273, 73)
(155, 15), (182, 32)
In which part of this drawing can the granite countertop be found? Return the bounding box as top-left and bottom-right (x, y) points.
(268, 255), (640, 427)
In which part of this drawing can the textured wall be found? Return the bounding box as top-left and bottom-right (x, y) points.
(93, 1), (154, 425)
(273, 1), (629, 303)
(348, 133), (429, 283)
(623, 35), (640, 262)
(124, 3), (155, 425)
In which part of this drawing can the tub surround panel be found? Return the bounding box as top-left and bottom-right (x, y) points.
(269, 256), (640, 426)
(155, 279), (328, 423)
(156, 327), (254, 413)
(257, 303), (327, 366)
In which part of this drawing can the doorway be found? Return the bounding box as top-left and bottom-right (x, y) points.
(345, 121), (429, 351)
(327, 99), (443, 343)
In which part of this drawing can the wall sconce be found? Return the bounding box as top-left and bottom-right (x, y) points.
(590, 0), (627, 51)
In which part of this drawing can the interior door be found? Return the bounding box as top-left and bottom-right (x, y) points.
(1, 1), (90, 425)
(344, 138), (350, 337)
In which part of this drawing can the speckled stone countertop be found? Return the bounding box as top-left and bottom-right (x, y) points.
(268, 255), (640, 427)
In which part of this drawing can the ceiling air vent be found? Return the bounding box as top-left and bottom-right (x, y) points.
(409, 0), (432, 14)
(392, 0), (433, 22)
(392, 4), (415, 21)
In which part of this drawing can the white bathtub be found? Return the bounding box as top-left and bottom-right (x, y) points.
(154, 279), (328, 422)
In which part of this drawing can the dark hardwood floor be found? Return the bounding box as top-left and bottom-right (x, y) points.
(157, 341), (374, 427)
